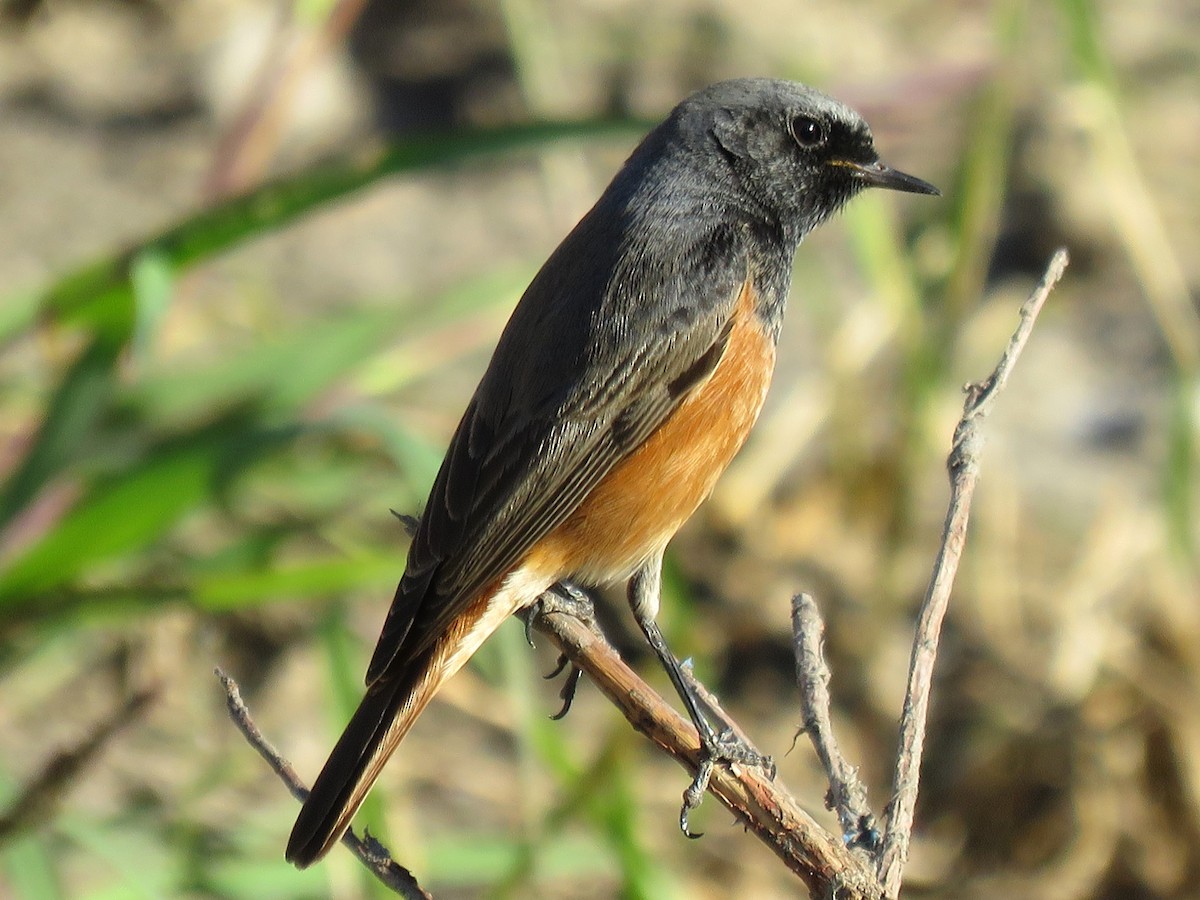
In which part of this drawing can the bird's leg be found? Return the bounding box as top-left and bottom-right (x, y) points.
(628, 555), (773, 837)
(523, 581), (597, 719)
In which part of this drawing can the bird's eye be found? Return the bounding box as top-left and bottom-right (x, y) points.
(790, 116), (825, 148)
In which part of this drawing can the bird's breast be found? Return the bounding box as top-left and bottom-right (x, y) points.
(524, 278), (776, 585)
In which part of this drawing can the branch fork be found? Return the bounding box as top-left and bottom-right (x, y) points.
(220, 250), (1068, 898)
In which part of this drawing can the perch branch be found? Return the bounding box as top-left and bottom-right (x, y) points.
(526, 603), (881, 898)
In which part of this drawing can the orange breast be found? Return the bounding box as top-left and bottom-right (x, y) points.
(527, 281), (776, 584)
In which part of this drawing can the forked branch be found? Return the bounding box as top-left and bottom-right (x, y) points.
(222, 250), (1068, 898)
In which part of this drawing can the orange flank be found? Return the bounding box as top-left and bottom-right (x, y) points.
(528, 280), (776, 584)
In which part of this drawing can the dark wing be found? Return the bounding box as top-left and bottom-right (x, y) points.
(365, 218), (749, 686)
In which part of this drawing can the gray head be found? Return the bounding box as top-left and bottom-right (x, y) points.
(628, 78), (938, 243)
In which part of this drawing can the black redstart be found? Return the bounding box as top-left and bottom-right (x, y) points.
(287, 77), (938, 867)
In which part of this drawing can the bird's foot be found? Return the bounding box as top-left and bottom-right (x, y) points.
(523, 582), (597, 720)
(679, 724), (775, 838)
(544, 656), (584, 720)
(524, 582), (596, 647)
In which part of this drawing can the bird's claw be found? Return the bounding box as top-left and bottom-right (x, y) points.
(548, 661), (584, 720)
(524, 583), (597, 647)
(523, 583), (597, 719)
(677, 726), (774, 838)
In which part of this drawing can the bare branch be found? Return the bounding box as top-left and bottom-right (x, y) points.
(876, 249), (1069, 896)
(215, 669), (432, 900)
(527, 604), (883, 899)
(792, 593), (876, 847)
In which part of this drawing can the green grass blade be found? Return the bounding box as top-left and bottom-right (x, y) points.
(0, 339), (120, 529)
(118, 307), (400, 426)
(194, 555), (399, 611)
(0, 417), (297, 608)
(0, 835), (63, 900)
(128, 249), (175, 363)
(1056, 0), (1118, 90)
(0, 292), (38, 345)
(37, 119), (646, 339)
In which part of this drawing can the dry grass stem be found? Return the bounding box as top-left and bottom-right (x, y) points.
(0, 688), (155, 843)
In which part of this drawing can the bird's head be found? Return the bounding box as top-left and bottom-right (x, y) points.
(672, 78), (939, 239)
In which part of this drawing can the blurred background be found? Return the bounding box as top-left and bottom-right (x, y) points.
(1, 0), (1198, 897)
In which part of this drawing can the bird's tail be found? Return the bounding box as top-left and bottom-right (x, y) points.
(285, 645), (435, 867)
(285, 569), (547, 867)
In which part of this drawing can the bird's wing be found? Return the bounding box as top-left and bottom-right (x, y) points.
(365, 224), (749, 686)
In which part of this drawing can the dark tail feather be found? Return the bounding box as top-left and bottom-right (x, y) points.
(286, 576), (523, 867)
(285, 658), (426, 868)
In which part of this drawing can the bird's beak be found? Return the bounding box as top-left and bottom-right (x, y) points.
(836, 159), (940, 196)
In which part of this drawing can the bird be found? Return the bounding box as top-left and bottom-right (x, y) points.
(286, 77), (938, 868)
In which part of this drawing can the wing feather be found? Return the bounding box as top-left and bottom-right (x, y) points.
(365, 216), (750, 686)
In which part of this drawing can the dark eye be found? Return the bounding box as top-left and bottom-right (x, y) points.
(790, 116), (825, 148)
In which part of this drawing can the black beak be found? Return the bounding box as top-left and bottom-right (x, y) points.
(843, 159), (940, 196)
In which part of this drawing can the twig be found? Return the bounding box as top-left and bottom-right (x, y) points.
(222, 611), (875, 898)
(875, 249), (1069, 896)
(215, 668), (431, 900)
(792, 593), (876, 848)
(526, 603), (882, 899)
